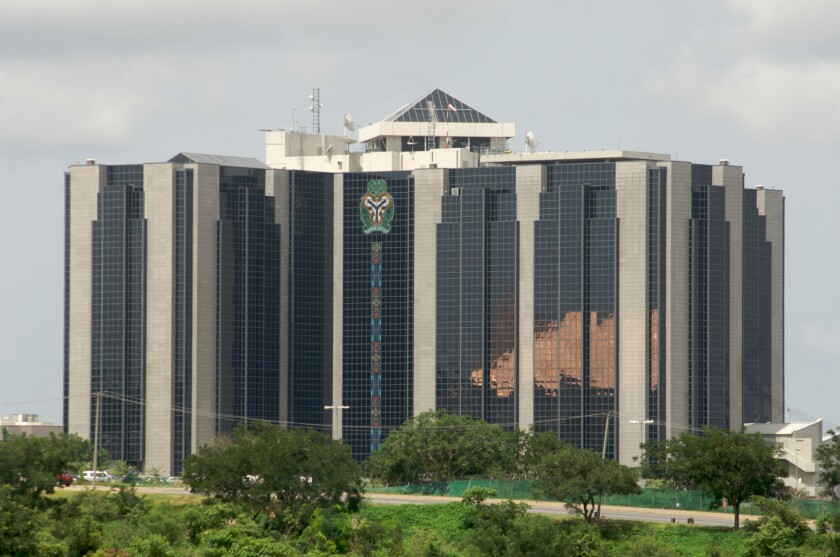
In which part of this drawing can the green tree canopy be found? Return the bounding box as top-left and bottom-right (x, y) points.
(0, 430), (91, 506)
(517, 428), (569, 478)
(533, 445), (640, 521)
(366, 409), (517, 484)
(815, 429), (840, 500)
(182, 422), (362, 534)
(641, 427), (786, 529)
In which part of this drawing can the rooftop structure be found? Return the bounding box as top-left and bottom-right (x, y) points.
(0, 414), (63, 437)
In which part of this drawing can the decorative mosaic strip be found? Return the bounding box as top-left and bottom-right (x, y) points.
(370, 241), (383, 452)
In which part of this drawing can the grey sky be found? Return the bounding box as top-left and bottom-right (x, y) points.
(1, 0), (837, 429)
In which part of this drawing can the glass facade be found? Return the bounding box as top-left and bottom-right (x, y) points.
(534, 163), (617, 457)
(436, 167), (518, 428)
(688, 166), (729, 430)
(63, 173), (71, 434)
(288, 171), (333, 433)
(215, 167), (282, 435)
(647, 168), (667, 443)
(342, 172), (413, 461)
(91, 165), (146, 469)
(66, 152), (783, 470)
(742, 189), (773, 423)
(172, 169), (193, 475)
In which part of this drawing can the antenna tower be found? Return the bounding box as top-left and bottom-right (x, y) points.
(309, 88), (323, 134)
(426, 100), (437, 150)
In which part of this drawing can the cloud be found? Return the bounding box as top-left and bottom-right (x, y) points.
(0, 50), (245, 151)
(728, 0), (840, 59)
(645, 1), (840, 144)
(0, 55), (171, 148)
(0, 0), (504, 57)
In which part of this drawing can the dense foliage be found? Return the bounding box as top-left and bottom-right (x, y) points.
(641, 427), (787, 529)
(0, 429), (91, 506)
(816, 429), (840, 500)
(366, 409), (518, 484)
(533, 445), (641, 521)
(9, 488), (840, 556)
(183, 421), (363, 533)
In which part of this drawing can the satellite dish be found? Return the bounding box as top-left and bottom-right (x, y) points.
(525, 130), (537, 153)
(343, 113), (356, 132)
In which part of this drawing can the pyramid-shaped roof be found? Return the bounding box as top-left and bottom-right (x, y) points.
(382, 89), (497, 124)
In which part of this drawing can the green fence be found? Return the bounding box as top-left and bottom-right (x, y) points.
(367, 479), (533, 500)
(367, 481), (840, 519)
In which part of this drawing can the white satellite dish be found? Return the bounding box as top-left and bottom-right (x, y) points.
(525, 130), (537, 153)
(343, 113), (356, 132)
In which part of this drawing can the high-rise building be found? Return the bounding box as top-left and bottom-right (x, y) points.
(65, 90), (784, 470)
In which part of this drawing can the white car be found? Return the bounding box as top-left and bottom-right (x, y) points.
(82, 470), (111, 482)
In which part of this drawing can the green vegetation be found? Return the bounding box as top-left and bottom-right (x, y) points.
(6, 490), (840, 556)
(641, 428), (787, 529)
(366, 410), (642, 522)
(817, 429), (840, 500)
(0, 428), (91, 506)
(366, 409), (518, 484)
(532, 444), (641, 521)
(0, 419), (818, 554)
(183, 421), (362, 534)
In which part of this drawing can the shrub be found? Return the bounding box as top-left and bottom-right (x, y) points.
(125, 534), (176, 557)
(619, 536), (679, 557)
(743, 515), (803, 557)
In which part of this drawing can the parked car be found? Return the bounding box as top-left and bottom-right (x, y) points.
(82, 470), (111, 482)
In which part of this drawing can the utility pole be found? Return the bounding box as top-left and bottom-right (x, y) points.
(92, 391), (102, 489)
(597, 412), (612, 518)
(601, 413), (611, 460)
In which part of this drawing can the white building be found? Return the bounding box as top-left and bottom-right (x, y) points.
(745, 420), (822, 497)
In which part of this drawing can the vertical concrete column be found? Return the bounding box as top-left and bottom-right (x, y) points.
(715, 164), (744, 430)
(515, 165), (544, 430)
(616, 161), (650, 465)
(267, 170), (291, 426)
(664, 162), (692, 439)
(757, 189), (785, 422)
(330, 174), (345, 439)
(191, 164), (220, 450)
(412, 168), (447, 415)
(144, 163), (176, 473)
(67, 165), (105, 439)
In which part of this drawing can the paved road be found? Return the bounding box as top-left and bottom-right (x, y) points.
(366, 493), (748, 528)
(65, 485), (748, 528)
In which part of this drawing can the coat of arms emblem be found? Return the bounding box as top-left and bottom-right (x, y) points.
(360, 179), (394, 234)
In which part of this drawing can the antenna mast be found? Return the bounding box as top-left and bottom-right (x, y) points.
(426, 99), (437, 150)
(309, 88), (323, 134)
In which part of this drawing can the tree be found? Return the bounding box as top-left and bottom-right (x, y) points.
(641, 428), (786, 529)
(533, 445), (640, 521)
(0, 485), (40, 556)
(183, 422), (362, 533)
(0, 431), (91, 506)
(366, 409), (517, 484)
(517, 427), (568, 479)
(816, 429), (840, 500)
